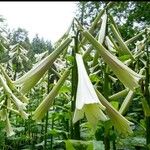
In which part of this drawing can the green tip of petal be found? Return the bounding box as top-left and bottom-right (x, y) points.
(73, 104), (107, 127)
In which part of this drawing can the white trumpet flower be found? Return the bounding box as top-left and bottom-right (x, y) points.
(33, 69), (70, 121)
(83, 30), (144, 91)
(14, 37), (72, 94)
(6, 114), (15, 137)
(0, 75), (28, 119)
(98, 11), (107, 44)
(73, 54), (107, 126)
(96, 90), (133, 136)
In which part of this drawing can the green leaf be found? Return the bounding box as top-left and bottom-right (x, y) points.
(65, 140), (75, 150)
(87, 142), (93, 150)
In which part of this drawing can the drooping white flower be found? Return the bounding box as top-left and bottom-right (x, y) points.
(98, 11), (107, 44)
(83, 30), (144, 91)
(0, 75), (29, 119)
(0, 64), (29, 103)
(96, 90), (133, 136)
(73, 53), (107, 126)
(33, 69), (70, 121)
(14, 37), (72, 94)
(6, 114), (15, 137)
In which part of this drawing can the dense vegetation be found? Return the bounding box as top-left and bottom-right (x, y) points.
(0, 2), (150, 150)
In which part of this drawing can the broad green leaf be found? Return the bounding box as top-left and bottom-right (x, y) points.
(65, 140), (75, 150)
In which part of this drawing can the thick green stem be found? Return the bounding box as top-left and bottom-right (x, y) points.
(103, 65), (110, 150)
(71, 31), (81, 139)
(44, 111), (49, 150)
(145, 29), (150, 149)
(44, 48), (53, 150)
(50, 113), (54, 149)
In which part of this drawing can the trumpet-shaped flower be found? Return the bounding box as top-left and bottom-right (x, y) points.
(98, 12), (107, 44)
(6, 114), (15, 137)
(33, 69), (70, 121)
(73, 54), (107, 126)
(0, 75), (28, 119)
(96, 90), (133, 136)
(82, 30), (144, 91)
(14, 37), (72, 94)
(0, 64), (29, 103)
(54, 58), (66, 72)
(110, 24), (134, 58)
(19, 109), (29, 119)
(0, 100), (5, 109)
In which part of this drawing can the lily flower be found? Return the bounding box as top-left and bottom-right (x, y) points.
(96, 90), (133, 136)
(73, 54), (107, 126)
(0, 75), (28, 119)
(33, 69), (70, 121)
(6, 114), (15, 137)
(98, 11), (107, 44)
(14, 37), (72, 94)
(82, 30), (144, 91)
(0, 64), (29, 103)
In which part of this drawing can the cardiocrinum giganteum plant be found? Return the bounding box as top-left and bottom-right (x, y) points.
(0, 2), (150, 150)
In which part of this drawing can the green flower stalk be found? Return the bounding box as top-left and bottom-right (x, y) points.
(73, 54), (107, 126)
(110, 24), (134, 58)
(14, 37), (72, 94)
(119, 90), (134, 115)
(105, 36), (116, 53)
(96, 90), (133, 136)
(82, 30), (144, 91)
(109, 89), (129, 101)
(33, 69), (70, 121)
(125, 31), (144, 45)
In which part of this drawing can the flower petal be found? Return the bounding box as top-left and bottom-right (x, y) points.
(73, 109), (84, 124)
(84, 104), (108, 126)
(6, 115), (15, 137)
(75, 53), (105, 110)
